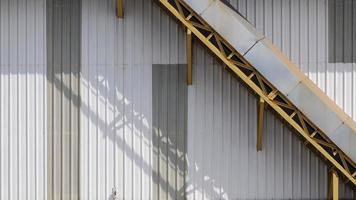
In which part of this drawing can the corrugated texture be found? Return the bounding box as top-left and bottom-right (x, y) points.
(47, 0), (80, 199)
(186, 0), (355, 198)
(80, 0), (356, 199)
(186, 41), (355, 199)
(0, 0), (47, 199)
(152, 64), (187, 200)
(187, 0), (355, 198)
(328, 0), (356, 63)
(80, 0), (186, 199)
(228, 0), (356, 121)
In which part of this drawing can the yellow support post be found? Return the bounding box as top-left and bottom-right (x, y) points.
(116, 0), (123, 18)
(186, 29), (193, 85)
(257, 97), (265, 151)
(328, 170), (339, 200)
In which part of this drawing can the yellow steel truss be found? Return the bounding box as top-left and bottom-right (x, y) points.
(157, 0), (356, 185)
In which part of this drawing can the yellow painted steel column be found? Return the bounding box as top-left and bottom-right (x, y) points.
(257, 97), (265, 151)
(117, 0), (123, 18)
(328, 170), (339, 200)
(186, 29), (193, 85)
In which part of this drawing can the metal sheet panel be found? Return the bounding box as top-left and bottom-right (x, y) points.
(183, 0), (216, 14)
(0, 0), (47, 199)
(245, 38), (305, 94)
(200, 0), (264, 54)
(46, 0), (81, 199)
(330, 124), (356, 161)
(287, 80), (344, 134)
(80, 0), (186, 199)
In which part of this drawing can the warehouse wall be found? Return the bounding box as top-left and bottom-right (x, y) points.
(186, 42), (331, 199)
(80, 0), (187, 199)
(152, 64), (187, 200)
(230, 0), (356, 121)
(328, 0), (356, 63)
(47, 0), (81, 199)
(1, 0), (354, 199)
(186, 42), (353, 199)
(0, 0), (47, 199)
(185, 0), (355, 199)
(79, 0), (356, 199)
(186, 0), (356, 198)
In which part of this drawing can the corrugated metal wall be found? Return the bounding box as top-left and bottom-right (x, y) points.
(185, 0), (356, 199)
(187, 42), (327, 199)
(80, 0), (186, 199)
(152, 64), (187, 200)
(328, 0), (356, 63)
(0, 0), (47, 199)
(1, 0), (355, 199)
(185, 0), (355, 199)
(229, 0), (356, 121)
(77, 0), (356, 199)
(47, 0), (80, 199)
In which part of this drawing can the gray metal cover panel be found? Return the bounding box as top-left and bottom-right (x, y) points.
(330, 124), (356, 161)
(183, 0), (216, 14)
(245, 38), (306, 94)
(287, 80), (344, 134)
(200, 0), (264, 55)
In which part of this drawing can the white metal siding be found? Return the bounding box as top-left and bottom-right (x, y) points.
(186, 42), (355, 199)
(0, 0), (47, 199)
(328, 0), (356, 63)
(80, 0), (356, 199)
(152, 64), (187, 200)
(46, 0), (80, 199)
(186, 0), (355, 199)
(186, 0), (356, 198)
(80, 0), (186, 199)
(230, 0), (356, 121)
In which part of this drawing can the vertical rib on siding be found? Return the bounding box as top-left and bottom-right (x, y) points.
(152, 64), (187, 200)
(0, 0), (47, 199)
(80, 0), (187, 199)
(47, 0), (80, 199)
